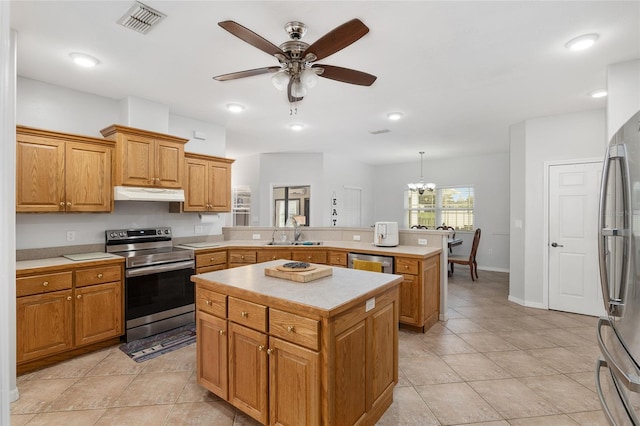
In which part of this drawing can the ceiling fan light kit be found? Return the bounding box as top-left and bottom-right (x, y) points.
(213, 18), (377, 111)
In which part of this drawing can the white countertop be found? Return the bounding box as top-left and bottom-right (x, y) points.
(16, 253), (123, 273)
(192, 260), (403, 314)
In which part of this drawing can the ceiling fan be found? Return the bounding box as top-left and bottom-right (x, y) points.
(213, 19), (377, 104)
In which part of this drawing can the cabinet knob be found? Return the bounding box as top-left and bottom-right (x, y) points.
(59, 202), (65, 207)
(241, 311), (248, 318)
(77, 294), (82, 299)
(266, 348), (274, 355)
(97, 273), (103, 278)
(404, 265), (409, 269)
(210, 258), (214, 262)
(307, 256), (312, 260)
(240, 255), (245, 260)
(66, 296), (72, 301)
(272, 256), (276, 260)
(42, 281), (49, 287)
(205, 300), (212, 306)
(287, 326), (295, 333)
(258, 345), (265, 351)
(219, 330), (225, 336)
(66, 202), (71, 207)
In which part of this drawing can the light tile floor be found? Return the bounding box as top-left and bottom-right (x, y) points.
(11, 270), (608, 425)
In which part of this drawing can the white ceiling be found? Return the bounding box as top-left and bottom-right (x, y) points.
(9, 1), (640, 165)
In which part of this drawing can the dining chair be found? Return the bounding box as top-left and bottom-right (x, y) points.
(437, 225), (456, 253)
(448, 228), (481, 281)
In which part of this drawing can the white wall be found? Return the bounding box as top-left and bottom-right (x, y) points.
(509, 122), (526, 301)
(1, 5), (18, 418)
(607, 59), (640, 140)
(374, 152), (511, 272)
(511, 109), (606, 307)
(231, 153), (376, 228)
(16, 77), (228, 249)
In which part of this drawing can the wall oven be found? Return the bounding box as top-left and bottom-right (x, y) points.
(106, 227), (195, 341)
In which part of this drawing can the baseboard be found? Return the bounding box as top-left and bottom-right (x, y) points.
(507, 295), (547, 310)
(477, 266), (509, 273)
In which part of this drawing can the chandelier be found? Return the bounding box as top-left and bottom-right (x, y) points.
(407, 152), (436, 195)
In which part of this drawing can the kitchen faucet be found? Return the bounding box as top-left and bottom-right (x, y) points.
(290, 216), (302, 242)
(271, 227), (278, 244)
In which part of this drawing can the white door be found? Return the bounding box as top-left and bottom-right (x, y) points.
(548, 162), (605, 316)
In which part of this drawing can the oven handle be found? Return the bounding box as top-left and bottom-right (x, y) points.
(125, 260), (195, 278)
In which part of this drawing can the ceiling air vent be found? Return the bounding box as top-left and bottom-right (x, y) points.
(369, 129), (391, 135)
(117, 1), (166, 35)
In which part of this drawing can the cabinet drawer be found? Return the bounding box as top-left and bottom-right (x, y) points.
(327, 251), (347, 267)
(228, 250), (257, 264)
(257, 250), (291, 263)
(197, 287), (227, 318)
(269, 309), (319, 351)
(291, 250), (327, 264)
(17, 272), (73, 297)
(196, 251), (227, 268)
(228, 297), (267, 332)
(396, 257), (419, 275)
(75, 265), (121, 288)
(196, 264), (227, 274)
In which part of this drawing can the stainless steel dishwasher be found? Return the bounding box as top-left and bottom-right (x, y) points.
(347, 252), (394, 273)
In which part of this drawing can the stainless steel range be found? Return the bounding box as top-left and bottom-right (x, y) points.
(106, 227), (195, 342)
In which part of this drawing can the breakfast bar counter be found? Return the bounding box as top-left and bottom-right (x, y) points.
(191, 260), (402, 425)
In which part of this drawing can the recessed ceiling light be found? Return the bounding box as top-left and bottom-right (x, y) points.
(387, 112), (403, 121)
(565, 34), (599, 51)
(589, 89), (608, 98)
(226, 103), (245, 113)
(290, 123), (304, 131)
(69, 52), (99, 68)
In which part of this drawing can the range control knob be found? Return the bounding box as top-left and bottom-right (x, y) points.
(119, 232), (126, 237)
(165, 229), (171, 234)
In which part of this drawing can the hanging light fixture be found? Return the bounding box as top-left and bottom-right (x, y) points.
(407, 152), (436, 195)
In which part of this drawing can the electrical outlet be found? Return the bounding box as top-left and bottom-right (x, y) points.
(252, 234), (261, 240)
(418, 238), (427, 245)
(66, 231), (76, 242)
(365, 297), (375, 312)
(194, 225), (204, 234)
(353, 235), (361, 241)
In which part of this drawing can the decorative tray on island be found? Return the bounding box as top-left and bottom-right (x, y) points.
(265, 262), (332, 283)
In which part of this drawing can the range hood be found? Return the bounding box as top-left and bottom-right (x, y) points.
(114, 186), (185, 202)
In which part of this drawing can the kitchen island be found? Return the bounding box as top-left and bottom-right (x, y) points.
(191, 260), (402, 426)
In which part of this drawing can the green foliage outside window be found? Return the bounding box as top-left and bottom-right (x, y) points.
(407, 186), (474, 230)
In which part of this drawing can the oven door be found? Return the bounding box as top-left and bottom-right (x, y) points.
(125, 260), (195, 322)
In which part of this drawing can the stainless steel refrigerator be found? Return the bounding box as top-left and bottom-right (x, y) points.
(597, 110), (640, 425)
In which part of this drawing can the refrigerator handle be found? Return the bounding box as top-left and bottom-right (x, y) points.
(598, 144), (630, 316)
(596, 317), (640, 393)
(595, 358), (639, 426)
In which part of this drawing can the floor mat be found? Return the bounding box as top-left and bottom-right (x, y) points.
(119, 323), (196, 363)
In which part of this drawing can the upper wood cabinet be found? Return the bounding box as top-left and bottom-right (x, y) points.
(183, 152), (234, 212)
(100, 124), (187, 189)
(16, 126), (114, 213)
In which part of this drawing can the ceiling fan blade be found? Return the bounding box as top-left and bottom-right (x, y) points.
(314, 64), (377, 86)
(218, 20), (289, 59)
(304, 19), (369, 61)
(213, 66), (282, 81)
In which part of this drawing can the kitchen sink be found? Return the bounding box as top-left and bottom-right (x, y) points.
(264, 241), (323, 246)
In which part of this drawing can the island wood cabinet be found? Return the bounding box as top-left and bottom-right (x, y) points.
(183, 153), (234, 212)
(194, 267), (399, 426)
(16, 126), (114, 213)
(100, 124), (187, 189)
(16, 261), (124, 371)
(395, 254), (440, 332)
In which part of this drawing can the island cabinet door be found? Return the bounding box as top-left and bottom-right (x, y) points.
(196, 311), (228, 399)
(334, 320), (367, 426)
(398, 273), (420, 325)
(228, 322), (269, 425)
(269, 337), (320, 426)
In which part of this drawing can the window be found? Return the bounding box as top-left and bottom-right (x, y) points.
(406, 186), (474, 230)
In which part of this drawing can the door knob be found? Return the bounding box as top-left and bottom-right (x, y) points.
(551, 242), (564, 247)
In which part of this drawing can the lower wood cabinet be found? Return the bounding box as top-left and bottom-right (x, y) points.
(395, 254), (440, 332)
(16, 261), (124, 367)
(195, 277), (398, 426)
(195, 250), (227, 274)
